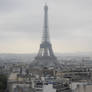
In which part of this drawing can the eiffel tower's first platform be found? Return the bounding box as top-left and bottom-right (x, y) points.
(30, 4), (61, 69)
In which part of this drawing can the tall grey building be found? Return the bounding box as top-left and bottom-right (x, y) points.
(31, 4), (60, 69)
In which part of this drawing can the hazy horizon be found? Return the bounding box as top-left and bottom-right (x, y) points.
(0, 51), (92, 55)
(0, 0), (92, 53)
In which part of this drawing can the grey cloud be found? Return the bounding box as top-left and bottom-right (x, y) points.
(0, 0), (21, 13)
(0, 0), (92, 53)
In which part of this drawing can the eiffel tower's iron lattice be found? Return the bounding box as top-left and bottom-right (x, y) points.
(31, 4), (60, 68)
(36, 4), (55, 58)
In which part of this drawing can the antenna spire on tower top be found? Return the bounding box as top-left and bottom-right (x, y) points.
(44, 3), (48, 10)
(45, 2), (47, 6)
(42, 2), (49, 42)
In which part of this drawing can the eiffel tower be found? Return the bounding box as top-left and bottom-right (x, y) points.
(31, 4), (60, 69)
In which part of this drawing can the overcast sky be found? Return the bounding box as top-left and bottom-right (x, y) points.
(0, 0), (92, 53)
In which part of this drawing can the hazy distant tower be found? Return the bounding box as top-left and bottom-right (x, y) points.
(30, 4), (60, 68)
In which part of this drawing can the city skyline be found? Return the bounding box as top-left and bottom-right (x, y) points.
(0, 0), (92, 53)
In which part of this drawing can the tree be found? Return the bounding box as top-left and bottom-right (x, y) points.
(0, 74), (7, 92)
